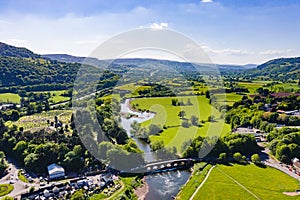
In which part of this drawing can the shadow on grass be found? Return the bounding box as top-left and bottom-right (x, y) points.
(254, 163), (267, 168)
(167, 125), (181, 128)
(220, 162), (233, 166)
(237, 162), (250, 166)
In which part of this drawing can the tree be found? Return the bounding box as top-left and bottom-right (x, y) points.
(148, 124), (162, 135)
(24, 153), (39, 171)
(44, 100), (50, 111)
(150, 140), (164, 151)
(0, 151), (5, 159)
(178, 111), (186, 119)
(187, 98), (192, 105)
(233, 152), (243, 163)
(36, 103), (43, 113)
(181, 120), (190, 128)
(29, 186), (35, 193)
(0, 151), (8, 176)
(116, 130), (128, 144)
(71, 189), (85, 200)
(18, 90), (27, 97)
(73, 145), (82, 157)
(205, 90), (210, 99)
(251, 154), (261, 164)
(13, 141), (28, 161)
(27, 104), (35, 115)
(190, 115), (199, 126)
(218, 152), (227, 163)
(208, 115), (215, 122)
(171, 99), (178, 106)
(0, 118), (7, 136)
(10, 110), (20, 121)
(276, 144), (292, 163)
(268, 112), (279, 123)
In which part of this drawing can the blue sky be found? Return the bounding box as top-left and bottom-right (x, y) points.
(1, 0), (300, 64)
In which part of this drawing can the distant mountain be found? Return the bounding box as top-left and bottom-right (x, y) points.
(42, 54), (86, 63)
(0, 42), (40, 59)
(43, 54), (256, 72)
(247, 57), (300, 81)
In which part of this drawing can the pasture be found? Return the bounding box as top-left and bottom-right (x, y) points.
(214, 93), (244, 106)
(194, 164), (300, 200)
(0, 93), (21, 104)
(35, 90), (70, 104)
(130, 96), (231, 151)
(237, 81), (269, 94)
(177, 163), (212, 199)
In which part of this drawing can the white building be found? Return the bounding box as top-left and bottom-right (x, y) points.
(47, 163), (65, 180)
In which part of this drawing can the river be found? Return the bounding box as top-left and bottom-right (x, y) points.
(120, 99), (191, 200)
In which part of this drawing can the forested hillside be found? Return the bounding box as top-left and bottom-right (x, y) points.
(247, 57), (300, 81)
(0, 42), (40, 59)
(0, 42), (113, 92)
(0, 56), (80, 87)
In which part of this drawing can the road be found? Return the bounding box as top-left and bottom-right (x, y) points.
(258, 142), (300, 181)
(50, 88), (111, 109)
(0, 162), (41, 199)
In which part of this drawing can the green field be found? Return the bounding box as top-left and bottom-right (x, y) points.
(0, 93), (21, 104)
(0, 184), (14, 197)
(131, 96), (231, 151)
(268, 82), (300, 92)
(177, 163), (212, 199)
(237, 81), (270, 94)
(215, 93), (244, 106)
(115, 83), (151, 97)
(5, 110), (72, 131)
(194, 164), (300, 200)
(35, 90), (70, 104)
(49, 90), (70, 104)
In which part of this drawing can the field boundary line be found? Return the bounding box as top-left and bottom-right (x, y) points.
(190, 165), (215, 200)
(216, 166), (261, 200)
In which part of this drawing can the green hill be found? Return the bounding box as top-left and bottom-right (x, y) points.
(0, 56), (80, 87)
(0, 42), (40, 59)
(248, 57), (300, 81)
(0, 42), (105, 92)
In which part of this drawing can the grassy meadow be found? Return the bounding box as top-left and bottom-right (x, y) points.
(0, 93), (21, 104)
(194, 164), (300, 200)
(130, 96), (231, 152)
(214, 93), (244, 106)
(35, 90), (70, 104)
(237, 81), (268, 94)
(177, 163), (212, 199)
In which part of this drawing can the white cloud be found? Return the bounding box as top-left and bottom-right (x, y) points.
(150, 22), (168, 30)
(0, 6), (153, 56)
(260, 49), (294, 56)
(201, 0), (213, 3)
(202, 45), (253, 56)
